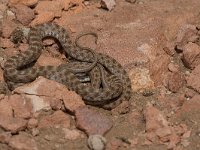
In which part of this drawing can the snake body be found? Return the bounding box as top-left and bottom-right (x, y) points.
(3, 23), (132, 109)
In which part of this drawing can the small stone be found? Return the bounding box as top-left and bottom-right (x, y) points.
(31, 12), (54, 26)
(182, 42), (200, 69)
(88, 135), (107, 150)
(9, 132), (38, 150)
(0, 115), (27, 133)
(14, 77), (63, 97)
(28, 118), (38, 129)
(168, 63), (180, 72)
(38, 110), (71, 129)
(149, 55), (170, 86)
(100, 0), (116, 11)
(75, 106), (113, 135)
(35, 1), (62, 17)
(11, 4), (35, 25)
(144, 103), (169, 132)
(14, 77), (71, 112)
(14, 76), (85, 113)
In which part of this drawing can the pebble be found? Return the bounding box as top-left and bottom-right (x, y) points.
(100, 0), (116, 11)
(88, 134), (107, 150)
(75, 106), (113, 135)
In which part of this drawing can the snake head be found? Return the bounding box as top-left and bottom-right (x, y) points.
(10, 27), (24, 44)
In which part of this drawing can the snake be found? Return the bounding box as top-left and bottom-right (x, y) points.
(2, 23), (132, 109)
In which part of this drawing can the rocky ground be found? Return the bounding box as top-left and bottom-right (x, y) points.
(0, 0), (200, 150)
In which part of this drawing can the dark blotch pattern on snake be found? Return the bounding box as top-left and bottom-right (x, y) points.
(2, 23), (132, 109)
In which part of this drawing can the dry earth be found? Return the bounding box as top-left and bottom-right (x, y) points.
(0, 0), (200, 150)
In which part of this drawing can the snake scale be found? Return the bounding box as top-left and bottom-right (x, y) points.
(2, 23), (132, 109)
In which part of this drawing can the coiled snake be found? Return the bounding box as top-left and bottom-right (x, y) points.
(1, 23), (132, 109)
